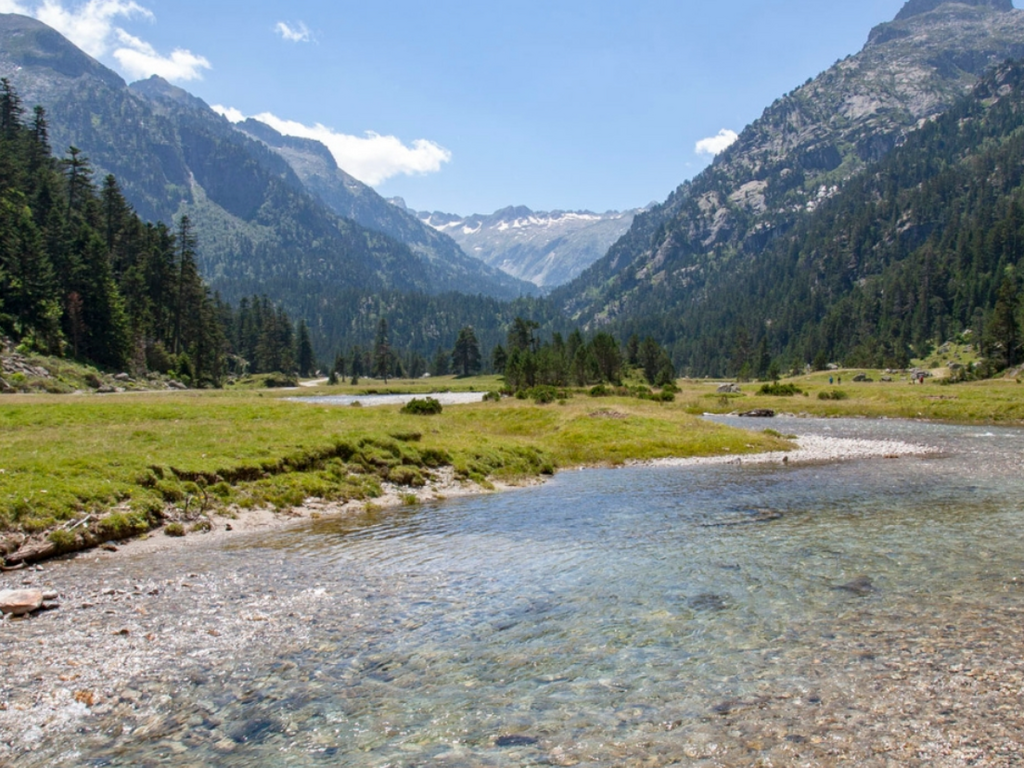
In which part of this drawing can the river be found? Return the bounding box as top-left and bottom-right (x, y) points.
(3, 417), (1023, 766)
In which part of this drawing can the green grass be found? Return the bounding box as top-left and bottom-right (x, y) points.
(0, 386), (789, 534)
(678, 370), (1024, 422)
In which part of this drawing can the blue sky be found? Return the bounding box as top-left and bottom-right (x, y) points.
(2, 1), (1006, 214)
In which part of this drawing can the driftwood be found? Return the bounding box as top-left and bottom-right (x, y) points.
(6, 539), (57, 565)
(0, 562), (26, 572)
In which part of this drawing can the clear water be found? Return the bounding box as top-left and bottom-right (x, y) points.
(17, 418), (1024, 766)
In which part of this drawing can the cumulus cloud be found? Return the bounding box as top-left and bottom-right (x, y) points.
(695, 129), (739, 156)
(113, 29), (210, 81)
(9, 1), (210, 82)
(212, 106), (452, 187)
(0, 1), (30, 14)
(275, 21), (311, 43)
(211, 104), (246, 124)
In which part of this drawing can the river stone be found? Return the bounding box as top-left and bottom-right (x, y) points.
(0, 588), (44, 615)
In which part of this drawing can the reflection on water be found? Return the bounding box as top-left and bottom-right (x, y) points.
(18, 419), (1024, 765)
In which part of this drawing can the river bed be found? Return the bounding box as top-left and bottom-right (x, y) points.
(2, 417), (1024, 767)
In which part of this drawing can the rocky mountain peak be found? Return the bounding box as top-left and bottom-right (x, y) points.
(895, 0), (1014, 22)
(0, 13), (124, 94)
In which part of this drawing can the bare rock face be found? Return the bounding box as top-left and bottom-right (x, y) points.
(896, 0), (1013, 22)
(0, 589), (44, 616)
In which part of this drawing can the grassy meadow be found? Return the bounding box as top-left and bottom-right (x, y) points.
(2, 367), (1021, 552)
(0, 378), (788, 539)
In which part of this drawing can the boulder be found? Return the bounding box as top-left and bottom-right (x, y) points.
(739, 409), (775, 418)
(167, 380), (188, 390)
(717, 383), (741, 394)
(853, 373), (873, 382)
(0, 588), (44, 616)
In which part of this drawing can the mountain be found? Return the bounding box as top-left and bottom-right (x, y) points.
(649, 59), (1024, 376)
(412, 205), (641, 289)
(553, 0), (1024, 330)
(232, 119), (537, 298)
(0, 13), (534, 308)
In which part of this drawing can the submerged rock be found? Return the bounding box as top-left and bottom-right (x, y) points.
(836, 575), (877, 596)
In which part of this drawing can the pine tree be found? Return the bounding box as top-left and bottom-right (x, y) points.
(373, 317), (391, 383)
(451, 326), (482, 377)
(296, 319), (316, 377)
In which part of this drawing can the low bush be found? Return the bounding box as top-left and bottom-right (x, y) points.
(401, 397), (443, 415)
(758, 382), (803, 396)
(818, 389), (849, 401)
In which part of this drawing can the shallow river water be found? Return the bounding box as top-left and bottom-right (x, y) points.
(5, 417), (1024, 767)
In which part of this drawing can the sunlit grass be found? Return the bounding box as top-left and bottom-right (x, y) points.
(0, 385), (787, 533)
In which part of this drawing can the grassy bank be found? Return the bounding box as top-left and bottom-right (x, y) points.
(0, 384), (789, 557)
(674, 370), (1024, 423)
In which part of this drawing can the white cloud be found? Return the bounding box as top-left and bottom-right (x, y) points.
(275, 21), (311, 43)
(695, 129), (739, 156)
(113, 29), (210, 81)
(10, 1), (210, 82)
(214, 106), (452, 187)
(0, 1), (30, 14)
(211, 104), (246, 124)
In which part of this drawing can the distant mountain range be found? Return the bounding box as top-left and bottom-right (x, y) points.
(406, 203), (643, 289)
(0, 13), (536, 308)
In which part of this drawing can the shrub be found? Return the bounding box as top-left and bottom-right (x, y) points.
(528, 386), (559, 404)
(758, 382), (803, 396)
(401, 397), (443, 415)
(818, 389), (849, 401)
(164, 522), (186, 537)
(589, 384), (610, 397)
(264, 372), (299, 388)
(482, 391), (502, 402)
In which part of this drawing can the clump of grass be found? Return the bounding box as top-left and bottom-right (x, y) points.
(98, 511), (150, 540)
(48, 528), (78, 552)
(400, 493), (419, 506)
(164, 522), (186, 537)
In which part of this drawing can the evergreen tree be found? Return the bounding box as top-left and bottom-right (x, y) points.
(451, 326), (482, 377)
(373, 317), (391, 382)
(296, 319), (316, 377)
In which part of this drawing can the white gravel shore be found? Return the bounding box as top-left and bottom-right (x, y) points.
(637, 433), (933, 467)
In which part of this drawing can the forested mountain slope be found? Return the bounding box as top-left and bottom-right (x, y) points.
(0, 13), (532, 307)
(554, 0), (1024, 331)
(616, 60), (1024, 376)
(233, 119), (536, 299)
